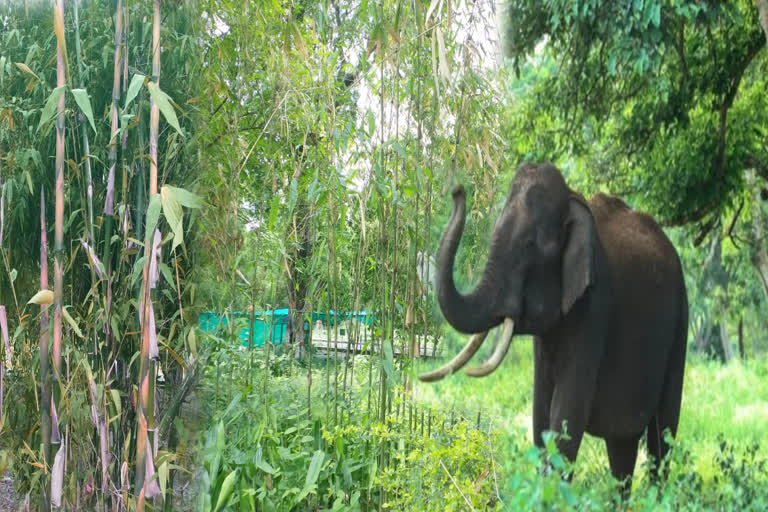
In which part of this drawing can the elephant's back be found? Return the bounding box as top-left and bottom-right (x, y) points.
(586, 193), (686, 437)
(588, 193), (682, 282)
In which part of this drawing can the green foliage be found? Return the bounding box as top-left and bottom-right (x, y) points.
(0, 1), (203, 508)
(195, 335), (500, 511)
(197, 336), (768, 510)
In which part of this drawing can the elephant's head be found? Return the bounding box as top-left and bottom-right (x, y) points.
(420, 163), (596, 381)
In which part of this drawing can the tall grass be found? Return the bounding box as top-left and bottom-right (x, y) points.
(417, 332), (768, 507)
(196, 330), (768, 510)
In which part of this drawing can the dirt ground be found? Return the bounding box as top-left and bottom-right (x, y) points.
(0, 475), (16, 512)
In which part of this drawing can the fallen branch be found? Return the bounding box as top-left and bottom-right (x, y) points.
(439, 459), (476, 512)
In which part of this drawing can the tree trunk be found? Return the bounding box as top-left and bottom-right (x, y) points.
(718, 302), (733, 362)
(750, 203), (768, 303)
(696, 235), (731, 362)
(756, 0), (768, 46)
(285, 165), (312, 362)
(737, 317), (745, 360)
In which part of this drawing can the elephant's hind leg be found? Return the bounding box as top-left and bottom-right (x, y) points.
(647, 298), (687, 483)
(605, 435), (640, 500)
(646, 373), (683, 483)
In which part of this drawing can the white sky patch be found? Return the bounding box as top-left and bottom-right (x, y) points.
(218, 1), (505, 229)
(340, 0), (503, 194)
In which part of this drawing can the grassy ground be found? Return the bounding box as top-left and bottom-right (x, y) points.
(414, 333), (768, 503)
(194, 330), (768, 510)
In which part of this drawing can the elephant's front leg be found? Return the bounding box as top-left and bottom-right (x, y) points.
(532, 337), (555, 448)
(547, 341), (601, 465)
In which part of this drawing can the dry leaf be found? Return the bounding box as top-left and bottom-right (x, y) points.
(27, 289), (54, 305)
(50, 441), (66, 507)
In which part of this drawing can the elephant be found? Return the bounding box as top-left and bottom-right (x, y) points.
(419, 162), (688, 497)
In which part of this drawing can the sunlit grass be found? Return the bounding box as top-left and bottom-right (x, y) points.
(416, 331), (768, 497)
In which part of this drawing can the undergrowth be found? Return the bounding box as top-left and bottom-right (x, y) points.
(194, 332), (768, 510)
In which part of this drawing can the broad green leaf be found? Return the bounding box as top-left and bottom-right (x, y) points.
(62, 306), (84, 338)
(216, 420), (226, 452)
(146, 82), (183, 136)
(267, 195), (279, 230)
(38, 86), (66, 132)
(167, 186), (202, 209)
(158, 462), (168, 500)
(304, 450), (324, 488)
(367, 110), (375, 136)
(214, 470), (238, 512)
(145, 194), (162, 244)
(161, 186), (183, 250)
(382, 340), (394, 380)
(131, 256), (147, 286)
(187, 327), (197, 358)
(110, 389), (122, 418)
(159, 263), (174, 288)
(161, 185), (202, 250)
(71, 88), (97, 133)
(125, 74), (146, 109)
(24, 170), (33, 194)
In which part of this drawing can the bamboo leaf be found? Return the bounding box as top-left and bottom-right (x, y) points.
(125, 73), (146, 109)
(436, 28), (451, 81)
(110, 389), (122, 418)
(38, 86), (66, 132)
(161, 185), (202, 251)
(158, 461), (169, 500)
(24, 170), (33, 194)
(167, 185), (203, 209)
(425, 0), (443, 24)
(214, 470), (238, 512)
(160, 263), (174, 288)
(145, 194), (162, 244)
(62, 306), (85, 338)
(0, 306), (10, 368)
(147, 82), (184, 136)
(132, 256), (147, 286)
(71, 88), (97, 134)
(28, 289), (54, 305)
(161, 186), (183, 250)
(15, 62), (40, 82)
(382, 341), (395, 380)
(305, 450), (324, 488)
(187, 327), (197, 358)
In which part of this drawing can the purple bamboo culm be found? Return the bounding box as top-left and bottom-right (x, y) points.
(0, 305), (10, 368)
(79, 238), (106, 279)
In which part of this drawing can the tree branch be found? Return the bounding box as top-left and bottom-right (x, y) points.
(757, 0), (768, 46)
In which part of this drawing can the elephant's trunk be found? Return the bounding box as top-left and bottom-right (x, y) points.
(436, 185), (501, 334)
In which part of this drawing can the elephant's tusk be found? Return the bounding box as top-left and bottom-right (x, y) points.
(418, 331), (489, 382)
(464, 317), (515, 377)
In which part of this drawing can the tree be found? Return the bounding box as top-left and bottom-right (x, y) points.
(501, 0), (768, 351)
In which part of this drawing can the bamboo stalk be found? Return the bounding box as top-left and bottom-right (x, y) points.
(73, 0), (95, 247)
(102, 0), (123, 276)
(39, 189), (51, 511)
(136, 2), (161, 509)
(305, 303), (313, 420)
(51, 0), (66, 508)
(149, 0), (161, 196)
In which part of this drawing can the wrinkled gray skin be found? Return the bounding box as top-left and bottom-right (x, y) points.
(436, 162), (688, 496)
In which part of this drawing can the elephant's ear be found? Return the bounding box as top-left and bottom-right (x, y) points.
(561, 197), (595, 314)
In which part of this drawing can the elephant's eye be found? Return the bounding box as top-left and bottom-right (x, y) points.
(536, 227), (557, 254)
